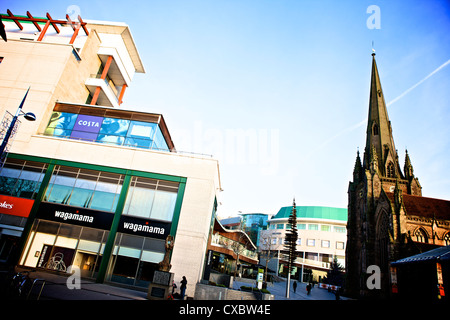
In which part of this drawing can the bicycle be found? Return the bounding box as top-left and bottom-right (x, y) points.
(8, 269), (45, 300)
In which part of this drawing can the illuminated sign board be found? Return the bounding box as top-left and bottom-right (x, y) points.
(0, 195), (34, 217)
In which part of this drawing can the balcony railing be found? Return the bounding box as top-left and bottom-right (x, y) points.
(89, 73), (120, 102)
(211, 234), (258, 261)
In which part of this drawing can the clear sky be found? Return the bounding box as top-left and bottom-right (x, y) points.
(3, 1), (450, 218)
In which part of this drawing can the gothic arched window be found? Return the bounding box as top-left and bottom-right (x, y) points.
(387, 162), (395, 178)
(373, 123), (379, 135)
(444, 233), (450, 246)
(414, 228), (428, 243)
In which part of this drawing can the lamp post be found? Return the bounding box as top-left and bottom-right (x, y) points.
(0, 87), (36, 161)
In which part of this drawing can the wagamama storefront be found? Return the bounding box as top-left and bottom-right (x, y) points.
(6, 156), (185, 288)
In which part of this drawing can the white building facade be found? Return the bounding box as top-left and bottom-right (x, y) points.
(260, 206), (347, 283)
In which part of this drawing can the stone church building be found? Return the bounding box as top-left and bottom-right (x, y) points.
(346, 53), (450, 299)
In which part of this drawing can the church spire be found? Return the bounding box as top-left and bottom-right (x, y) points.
(404, 149), (414, 180)
(363, 53), (401, 178)
(353, 149), (363, 183)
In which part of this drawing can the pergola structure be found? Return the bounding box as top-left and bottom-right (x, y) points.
(0, 9), (89, 44)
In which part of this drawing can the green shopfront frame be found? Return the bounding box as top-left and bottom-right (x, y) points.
(11, 153), (186, 285)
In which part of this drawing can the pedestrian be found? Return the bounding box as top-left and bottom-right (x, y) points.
(180, 276), (187, 299)
(172, 280), (177, 294)
(293, 280), (297, 293)
(306, 283), (311, 295)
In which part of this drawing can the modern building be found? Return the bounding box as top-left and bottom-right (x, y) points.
(0, 10), (221, 298)
(259, 205), (347, 283)
(204, 217), (258, 281)
(346, 53), (450, 299)
(220, 212), (269, 248)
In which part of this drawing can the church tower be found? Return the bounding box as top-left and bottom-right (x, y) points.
(346, 53), (422, 298)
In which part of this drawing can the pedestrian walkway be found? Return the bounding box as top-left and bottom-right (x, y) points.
(1, 269), (147, 300)
(232, 278), (349, 300)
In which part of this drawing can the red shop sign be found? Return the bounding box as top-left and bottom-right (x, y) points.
(0, 195), (34, 217)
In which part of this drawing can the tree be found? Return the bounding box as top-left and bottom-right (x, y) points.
(283, 198), (298, 298)
(325, 256), (344, 286)
(224, 232), (248, 278)
(259, 233), (277, 284)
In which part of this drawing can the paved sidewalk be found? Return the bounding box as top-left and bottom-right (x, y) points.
(233, 278), (349, 300)
(1, 269), (147, 300)
(2, 268), (348, 301)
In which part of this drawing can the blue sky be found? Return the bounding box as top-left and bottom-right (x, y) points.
(3, 1), (450, 217)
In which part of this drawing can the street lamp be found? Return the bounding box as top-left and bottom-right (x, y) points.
(0, 87), (36, 160)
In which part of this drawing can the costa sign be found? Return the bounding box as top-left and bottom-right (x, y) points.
(0, 195), (34, 217)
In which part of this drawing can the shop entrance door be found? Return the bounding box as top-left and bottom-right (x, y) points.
(73, 251), (102, 278)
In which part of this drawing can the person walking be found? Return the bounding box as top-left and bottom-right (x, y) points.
(293, 280), (297, 293)
(306, 283), (311, 295)
(172, 280), (177, 294)
(180, 276), (187, 299)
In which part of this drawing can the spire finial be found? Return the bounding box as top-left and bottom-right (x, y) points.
(371, 41), (376, 56)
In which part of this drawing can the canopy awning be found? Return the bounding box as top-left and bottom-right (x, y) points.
(392, 245), (450, 265)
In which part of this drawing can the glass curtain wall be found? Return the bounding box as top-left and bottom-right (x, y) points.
(44, 111), (170, 151)
(0, 158), (48, 199)
(44, 166), (124, 212)
(123, 177), (179, 221)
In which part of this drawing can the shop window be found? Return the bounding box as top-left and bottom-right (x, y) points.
(22, 220), (108, 278)
(44, 166), (123, 212)
(44, 111), (169, 152)
(109, 233), (164, 287)
(123, 177), (179, 221)
(0, 158), (47, 199)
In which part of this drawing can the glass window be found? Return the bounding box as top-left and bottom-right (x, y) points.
(151, 127), (169, 151)
(124, 121), (157, 149)
(307, 239), (315, 247)
(336, 242), (345, 250)
(321, 240), (330, 248)
(99, 118), (130, 136)
(297, 224), (306, 230)
(123, 177), (178, 221)
(44, 112), (77, 137)
(334, 226), (346, 233)
(98, 117), (130, 146)
(276, 224), (284, 230)
(43, 111), (172, 152)
(45, 166), (123, 212)
(308, 224), (318, 231)
(0, 159), (47, 199)
(321, 225), (331, 232)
